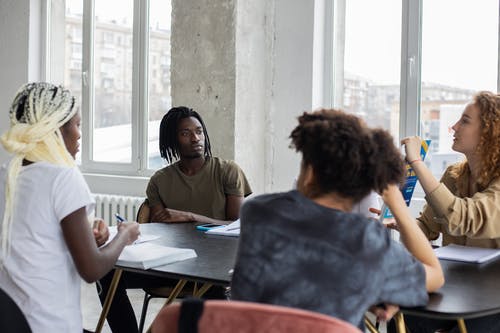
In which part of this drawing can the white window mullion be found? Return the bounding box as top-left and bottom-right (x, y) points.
(134, 0), (150, 175)
(81, 0), (95, 173)
(331, 0), (346, 109)
(321, 0), (346, 109)
(312, 0), (334, 109)
(41, 0), (51, 81)
(399, 0), (423, 139)
(83, 0), (136, 175)
(130, 0), (141, 173)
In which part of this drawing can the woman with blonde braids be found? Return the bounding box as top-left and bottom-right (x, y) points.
(388, 91), (500, 332)
(0, 82), (140, 333)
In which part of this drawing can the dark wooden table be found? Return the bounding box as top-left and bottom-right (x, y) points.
(95, 222), (239, 333)
(117, 223), (239, 285)
(398, 258), (500, 333)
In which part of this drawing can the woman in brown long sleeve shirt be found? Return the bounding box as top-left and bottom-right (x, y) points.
(391, 91), (500, 333)
(405, 91), (500, 248)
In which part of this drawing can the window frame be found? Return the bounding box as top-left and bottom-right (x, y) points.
(323, 0), (500, 140)
(45, 0), (165, 179)
(80, 0), (152, 176)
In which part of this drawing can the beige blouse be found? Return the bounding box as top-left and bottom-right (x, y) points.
(417, 165), (500, 248)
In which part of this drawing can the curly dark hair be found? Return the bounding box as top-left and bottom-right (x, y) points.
(290, 109), (405, 202)
(159, 106), (212, 164)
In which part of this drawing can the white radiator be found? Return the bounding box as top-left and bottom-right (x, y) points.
(92, 194), (145, 225)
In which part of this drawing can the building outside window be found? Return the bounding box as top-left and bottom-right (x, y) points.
(49, 0), (172, 175)
(327, 0), (499, 190)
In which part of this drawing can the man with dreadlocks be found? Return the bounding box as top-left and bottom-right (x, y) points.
(0, 82), (140, 333)
(98, 106), (252, 333)
(146, 106), (252, 223)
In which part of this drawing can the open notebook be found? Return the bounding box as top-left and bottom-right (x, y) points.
(205, 219), (240, 237)
(106, 225), (161, 245)
(434, 244), (500, 264)
(117, 242), (197, 270)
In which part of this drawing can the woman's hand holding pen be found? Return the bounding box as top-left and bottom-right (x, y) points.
(117, 222), (140, 245)
(114, 214), (140, 245)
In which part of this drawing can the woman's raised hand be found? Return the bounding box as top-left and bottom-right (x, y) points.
(401, 136), (423, 163)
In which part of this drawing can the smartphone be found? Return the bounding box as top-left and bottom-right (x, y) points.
(196, 223), (223, 231)
(378, 203), (388, 223)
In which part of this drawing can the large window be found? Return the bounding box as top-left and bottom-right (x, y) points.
(49, 0), (171, 176)
(339, 0), (402, 137)
(420, 0), (498, 178)
(327, 0), (499, 181)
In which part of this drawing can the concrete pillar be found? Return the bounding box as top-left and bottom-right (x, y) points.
(171, 0), (315, 194)
(171, 0), (236, 159)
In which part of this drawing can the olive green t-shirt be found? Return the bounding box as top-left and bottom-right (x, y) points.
(146, 157), (252, 220)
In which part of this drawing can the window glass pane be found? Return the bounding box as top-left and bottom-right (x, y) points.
(92, 0), (134, 163)
(64, 0), (83, 163)
(147, 0), (172, 169)
(421, 0), (499, 179)
(341, 0), (402, 137)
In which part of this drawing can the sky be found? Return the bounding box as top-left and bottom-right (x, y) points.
(344, 0), (498, 91)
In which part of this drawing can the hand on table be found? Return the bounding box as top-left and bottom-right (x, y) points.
(153, 207), (195, 223)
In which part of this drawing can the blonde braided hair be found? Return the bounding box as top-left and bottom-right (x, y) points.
(0, 82), (77, 259)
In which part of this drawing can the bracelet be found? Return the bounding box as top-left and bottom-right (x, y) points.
(408, 158), (422, 165)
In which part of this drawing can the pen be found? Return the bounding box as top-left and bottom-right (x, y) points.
(115, 213), (126, 224)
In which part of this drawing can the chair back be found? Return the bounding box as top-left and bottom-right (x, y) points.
(136, 199), (151, 224)
(0, 288), (32, 333)
(151, 299), (362, 333)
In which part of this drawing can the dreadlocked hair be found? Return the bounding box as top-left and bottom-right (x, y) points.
(159, 106), (212, 164)
(0, 82), (77, 262)
(290, 109), (405, 203)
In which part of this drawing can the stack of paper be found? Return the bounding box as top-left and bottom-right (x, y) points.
(205, 219), (240, 237)
(117, 243), (197, 269)
(434, 244), (500, 264)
